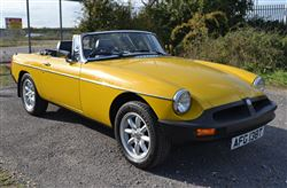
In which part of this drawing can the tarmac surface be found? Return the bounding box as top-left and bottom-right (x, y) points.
(0, 86), (286, 187)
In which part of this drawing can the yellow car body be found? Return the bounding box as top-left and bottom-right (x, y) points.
(12, 54), (262, 126)
(11, 30), (277, 168)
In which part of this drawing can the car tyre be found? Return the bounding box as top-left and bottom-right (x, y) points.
(115, 101), (171, 169)
(20, 73), (48, 116)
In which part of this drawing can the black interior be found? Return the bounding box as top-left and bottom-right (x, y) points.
(57, 41), (72, 54)
(40, 40), (72, 58)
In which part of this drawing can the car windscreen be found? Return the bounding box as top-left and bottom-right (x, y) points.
(82, 32), (166, 60)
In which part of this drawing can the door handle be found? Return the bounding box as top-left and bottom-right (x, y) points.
(43, 62), (51, 67)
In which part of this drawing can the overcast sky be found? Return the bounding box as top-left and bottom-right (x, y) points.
(0, 0), (286, 29)
(0, 0), (83, 28)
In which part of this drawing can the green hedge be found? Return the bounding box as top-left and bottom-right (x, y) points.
(184, 27), (287, 73)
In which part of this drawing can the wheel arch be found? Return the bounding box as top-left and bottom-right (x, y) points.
(109, 92), (157, 127)
(17, 70), (28, 97)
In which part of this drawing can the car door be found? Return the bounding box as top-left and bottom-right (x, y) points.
(40, 56), (82, 112)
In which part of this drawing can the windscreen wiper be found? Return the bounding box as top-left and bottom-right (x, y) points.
(87, 51), (135, 61)
(151, 50), (167, 56)
(130, 49), (167, 56)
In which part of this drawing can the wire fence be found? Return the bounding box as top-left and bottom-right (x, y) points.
(248, 4), (287, 23)
(0, 28), (74, 65)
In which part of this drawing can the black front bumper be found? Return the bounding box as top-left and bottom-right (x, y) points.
(159, 96), (277, 143)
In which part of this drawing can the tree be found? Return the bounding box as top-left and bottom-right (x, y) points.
(202, 0), (253, 26)
(78, 0), (253, 51)
(138, 0), (253, 45)
(171, 11), (227, 53)
(78, 0), (133, 32)
(139, 0), (205, 44)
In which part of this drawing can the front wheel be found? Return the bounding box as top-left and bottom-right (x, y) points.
(115, 101), (171, 169)
(20, 73), (48, 116)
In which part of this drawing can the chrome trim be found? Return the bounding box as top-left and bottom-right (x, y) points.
(15, 62), (172, 101)
(73, 35), (88, 64)
(15, 62), (79, 80)
(80, 30), (160, 64)
(253, 76), (265, 91)
(253, 76), (264, 85)
(172, 89), (191, 114)
(81, 30), (153, 37)
(80, 77), (172, 101)
(46, 69), (79, 80)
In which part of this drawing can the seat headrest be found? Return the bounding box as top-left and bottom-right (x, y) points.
(95, 39), (114, 51)
(57, 41), (72, 53)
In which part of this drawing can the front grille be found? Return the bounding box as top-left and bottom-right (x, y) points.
(213, 104), (250, 123)
(253, 98), (271, 112)
(212, 97), (271, 123)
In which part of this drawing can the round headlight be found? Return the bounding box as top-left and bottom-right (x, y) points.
(253, 76), (265, 91)
(173, 89), (191, 114)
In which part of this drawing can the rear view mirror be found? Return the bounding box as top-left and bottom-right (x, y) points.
(65, 53), (77, 64)
(66, 58), (76, 64)
(65, 57), (73, 63)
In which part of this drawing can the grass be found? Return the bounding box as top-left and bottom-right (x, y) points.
(262, 70), (287, 88)
(0, 39), (58, 47)
(0, 65), (14, 88)
(0, 168), (23, 187)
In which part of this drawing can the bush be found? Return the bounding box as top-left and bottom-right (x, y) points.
(184, 27), (287, 73)
(248, 18), (287, 35)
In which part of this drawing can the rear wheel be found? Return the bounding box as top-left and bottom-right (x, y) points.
(115, 101), (170, 169)
(20, 73), (48, 116)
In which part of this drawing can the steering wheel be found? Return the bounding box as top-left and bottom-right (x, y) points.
(88, 46), (111, 57)
(89, 46), (121, 58)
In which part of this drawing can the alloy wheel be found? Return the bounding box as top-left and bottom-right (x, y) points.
(119, 112), (151, 160)
(22, 79), (36, 111)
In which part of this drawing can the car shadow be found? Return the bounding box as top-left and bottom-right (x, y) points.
(42, 106), (114, 138)
(41, 105), (287, 187)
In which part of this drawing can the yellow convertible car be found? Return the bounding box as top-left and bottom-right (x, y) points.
(11, 30), (277, 169)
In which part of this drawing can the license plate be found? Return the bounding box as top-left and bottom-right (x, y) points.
(231, 126), (264, 150)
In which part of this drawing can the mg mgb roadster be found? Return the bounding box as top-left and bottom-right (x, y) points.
(11, 30), (277, 169)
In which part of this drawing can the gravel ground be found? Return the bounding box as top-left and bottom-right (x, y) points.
(0, 86), (286, 188)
